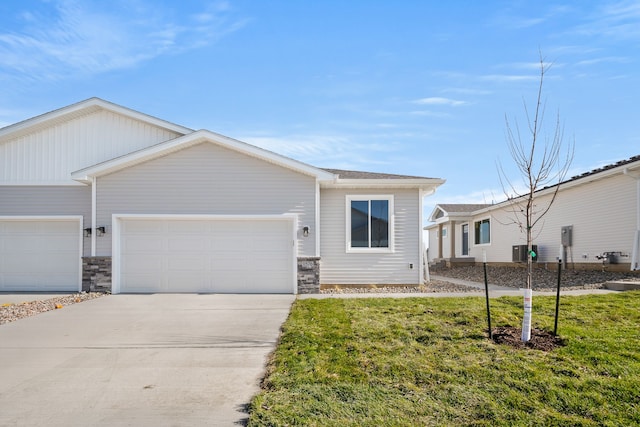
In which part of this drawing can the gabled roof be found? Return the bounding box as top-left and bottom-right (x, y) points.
(3, 97), (445, 191)
(72, 129), (337, 183)
(428, 203), (492, 222)
(0, 97), (192, 143)
(72, 132), (445, 193)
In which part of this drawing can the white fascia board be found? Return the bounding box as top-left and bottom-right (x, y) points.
(72, 129), (337, 183)
(320, 178), (445, 190)
(1, 98), (192, 144)
(0, 180), (87, 186)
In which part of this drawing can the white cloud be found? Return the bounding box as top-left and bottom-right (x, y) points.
(574, 56), (630, 66)
(480, 74), (540, 83)
(412, 97), (468, 107)
(239, 132), (401, 170)
(0, 0), (247, 82)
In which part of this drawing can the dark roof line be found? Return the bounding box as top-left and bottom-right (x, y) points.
(540, 154), (640, 191)
(322, 168), (437, 180)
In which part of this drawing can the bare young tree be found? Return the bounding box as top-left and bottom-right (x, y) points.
(497, 53), (574, 342)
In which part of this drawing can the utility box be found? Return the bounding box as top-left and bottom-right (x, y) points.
(512, 245), (538, 263)
(561, 225), (573, 247)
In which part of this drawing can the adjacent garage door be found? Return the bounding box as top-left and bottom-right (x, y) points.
(0, 217), (82, 291)
(116, 216), (295, 294)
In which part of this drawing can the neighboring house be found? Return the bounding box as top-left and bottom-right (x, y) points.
(426, 155), (640, 272)
(0, 98), (444, 294)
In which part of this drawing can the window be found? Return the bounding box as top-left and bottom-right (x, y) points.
(474, 218), (490, 245)
(347, 196), (393, 251)
(442, 227), (447, 238)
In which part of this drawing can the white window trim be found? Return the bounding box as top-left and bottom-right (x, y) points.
(474, 216), (491, 246)
(345, 195), (394, 253)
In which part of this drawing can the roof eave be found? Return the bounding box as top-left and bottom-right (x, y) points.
(320, 178), (445, 190)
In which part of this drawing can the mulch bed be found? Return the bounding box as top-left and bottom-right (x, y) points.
(491, 326), (565, 351)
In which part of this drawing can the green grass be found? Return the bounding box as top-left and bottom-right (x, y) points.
(248, 292), (640, 426)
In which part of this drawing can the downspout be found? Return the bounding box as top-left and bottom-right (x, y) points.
(315, 179), (321, 258)
(623, 168), (640, 270)
(419, 189), (425, 284)
(91, 176), (97, 257)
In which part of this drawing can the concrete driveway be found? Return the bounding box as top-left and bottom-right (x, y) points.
(0, 294), (295, 426)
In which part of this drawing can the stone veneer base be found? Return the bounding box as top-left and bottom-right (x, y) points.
(82, 256), (112, 293)
(82, 256), (320, 294)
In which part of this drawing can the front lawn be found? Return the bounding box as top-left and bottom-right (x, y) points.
(249, 292), (640, 426)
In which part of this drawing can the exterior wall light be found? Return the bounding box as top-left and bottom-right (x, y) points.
(84, 226), (107, 237)
(302, 226), (310, 237)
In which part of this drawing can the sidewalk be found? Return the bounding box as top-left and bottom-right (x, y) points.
(299, 276), (619, 299)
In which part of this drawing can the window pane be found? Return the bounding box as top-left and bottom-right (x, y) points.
(480, 220), (490, 244)
(351, 201), (369, 247)
(475, 219), (490, 244)
(370, 200), (389, 247)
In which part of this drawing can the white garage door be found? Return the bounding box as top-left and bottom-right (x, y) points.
(0, 218), (82, 291)
(117, 217), (295, 294)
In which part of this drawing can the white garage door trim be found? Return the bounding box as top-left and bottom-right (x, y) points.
(0, 216), (83, 292)
(112, 214), (298, 295)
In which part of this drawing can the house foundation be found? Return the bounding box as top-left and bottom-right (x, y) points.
(297, 257), (321, 294)
(82, 256), (112, 293)
(82, 256), (320, 294)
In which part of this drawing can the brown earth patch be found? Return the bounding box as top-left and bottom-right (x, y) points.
(492, 326), (565, 351)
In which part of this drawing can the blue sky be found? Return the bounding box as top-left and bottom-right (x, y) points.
(1, 1), (639, 222)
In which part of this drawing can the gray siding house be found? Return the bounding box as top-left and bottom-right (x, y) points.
(0, 98), (444, 293)
(426, 155), (640, 272)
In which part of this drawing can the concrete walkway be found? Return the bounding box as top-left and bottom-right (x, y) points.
(0, 294), (295, 426)
(299, 275), (619, 299)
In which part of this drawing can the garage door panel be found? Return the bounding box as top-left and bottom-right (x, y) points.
(40, 236), (79, 251)
(39, 254), (79, 273)
(121, 275), (165, 292)
(0, 219), (81, 291)
(166, 273), (211, 292)
(167, 237), (208, 251)
(122, 220), (165, 233)
(123, 236), (165, 252)
(118, 217), (294, 294)
(167, 221), (204, 233)
(167, 255), (207, 271)
(122, 254), (164, 272)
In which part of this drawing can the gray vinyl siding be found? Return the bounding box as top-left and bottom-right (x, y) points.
(468, 172), (637, 265)
(95, 142), (317, 257)
(0, 185), (92, 256)
(320, 188), (421, 284)
(0, 109), (181, 184)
